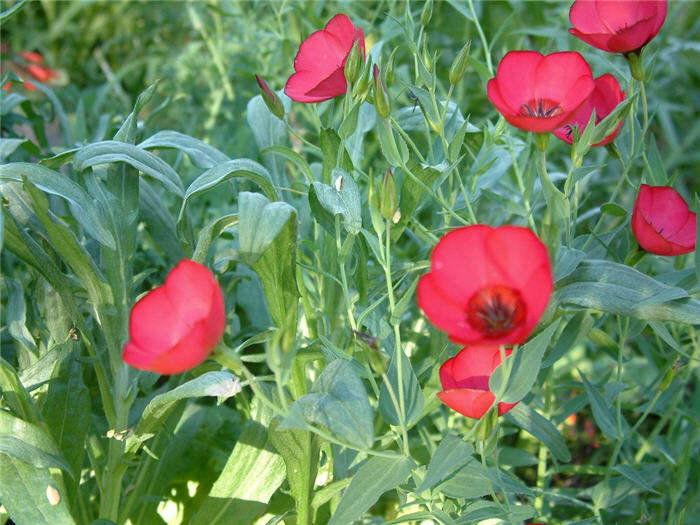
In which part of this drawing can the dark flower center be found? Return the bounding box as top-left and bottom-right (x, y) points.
(519, 99), (563, 119)
(466, 285), (527, 338)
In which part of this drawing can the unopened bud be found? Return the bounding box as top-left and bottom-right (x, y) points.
(449, 41), (471, 85)
(373, 64), (391, 119)
(421, 0), (434, 26)
(344, 40), (363, 86)
(385, 47), (398, 88)
(255, 74), (285, 120)
(353, 58), (373, 101)
(380, 168), (398, 221)
(422, 37), (433, 73)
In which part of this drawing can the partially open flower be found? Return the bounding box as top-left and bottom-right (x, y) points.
(438, 346), (518, 419)
(417, 225), (553, 346)
(553, 74), (626, 147)
(569, 0), (667, 54)
(487, 51), (595, 133)
(284, 14), (365, 103)
(123, 260), (226, 374)
(631, 184), (696, 256)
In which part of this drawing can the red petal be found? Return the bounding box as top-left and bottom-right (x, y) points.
(324, 14), (360, 50)
(447, 346), (511, 388)
(165, 260), (219, 326)
(533, 52), (593, 111)
(417, 273), (480, 342)
(145, 320), (212, 374)
(127, 287), (189, 356)
(438, 388), (495, 419)
(293, 29), (347, 75)
(490, 51), (542, 110)
(632, 185), (696, 255)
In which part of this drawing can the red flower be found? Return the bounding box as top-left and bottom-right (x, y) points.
(123, 260), (226, 374)
(631, 184), (697, 256)
(417, 225), (553, 346)
(2, 50), (59, 93)
(487, 51), (595, 133)
(569, 0), (667, 54)
(438, 346), (518, 419)
(284, 14), (365, 103)
(553, 74), (626, 147)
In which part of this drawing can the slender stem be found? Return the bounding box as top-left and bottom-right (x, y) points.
(639, 79), (649, 135)
(535, 368), (552, 515)
(467, 0), (494, 76)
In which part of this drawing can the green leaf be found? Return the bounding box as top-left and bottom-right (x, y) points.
(238, 192), (298, 336)
(261, 145), (314, 183)
(139, 130), (229, 168)
(0, 453), (75, 525)
(73, 140), (184, 196)
(434, 459), (491, 499)
(542, 312), (594, 368)
(554, 246), (586, 282)
(5, 277), (37, 353)
(417, 433), (475, 492)
(138, 179), (185, 262)
(126, 371), (241, 454)
(41, 347), (90, 496)
(192, 214), (238, 264)
(393, 160), (441, 240)
(308, 169), (362, 235)
(0, 162), (115, 248)
(504, 403), (571, 462)
(328, 455), (413, 525)
(268, 420), (319, 524)
(193, 396), (286, 525)
(376, 117), (407, 167)
(0, 356), (41, 424)
(0, 411), (73, 476)
(378, 348), (424, 428)
(0, 137), (39, 161)
(613, 464), (660, 494)
(320, 127), (353, 184)
(553, 260), (700, 323)
(590, 96), (633, 145)
(1, 0), (27, 21)
(600, 202), (628, 217)
(579, 370), (624, 441)
(490, 320), (561, 404)
(280, 359), (375, 450)
(247, 92), (291, 186)
(645, 135), (668, 186)
(178, 158), (277, 223)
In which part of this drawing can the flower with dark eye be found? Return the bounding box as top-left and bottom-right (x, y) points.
(487, 51), (595, 133)
(569, 0), (667, 55)
(417, 225), (553, 346)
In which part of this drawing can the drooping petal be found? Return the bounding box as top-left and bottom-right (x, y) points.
(438, 388), (496, 419)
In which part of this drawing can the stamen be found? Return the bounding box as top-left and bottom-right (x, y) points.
(519, 98), (563, 119)
(466, 285), (527, 338)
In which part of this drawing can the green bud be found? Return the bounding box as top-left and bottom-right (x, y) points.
(344, 40), (363, 86)
(255, 74), (285, 120)
(385, 47), (398, 88)
(626, 51), (644, 81)
(353, 57), (373, 101)
(421, 36), (433, 73)
(373, 64), (391, 119)
(659, 367), (675, 391)
(421, 0), (433, 26)
(380, 168), (398, 221)
(449, 41), (471, 85)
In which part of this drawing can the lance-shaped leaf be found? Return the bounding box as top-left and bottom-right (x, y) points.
(139, 130), (229, 168)
(308, 168), (362, 235)
(238, 192), (298, 335)
(280, 359), (374, 450)
(378, 348), (424, 429)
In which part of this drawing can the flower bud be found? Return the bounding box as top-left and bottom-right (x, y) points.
(255, 74), (285, 120)
(353, 57), (373, 101)
(373, 64), (391, 119)
(421, 37), (433, 73)
(344, 40), (363, 86)
(449, 41), (471, 85)
(421, 0), (433, 26)
(384, 47), (398, 88)
(380, 168), (398, 221)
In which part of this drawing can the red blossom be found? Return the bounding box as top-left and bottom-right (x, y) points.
(123, 260), (226, 375)
(631, 184), (696, 256)
(284, 14), (365, 103)
(487, 51), (595, 133)
(438, 346), (518, 419)
(417, 225), (553, 346)
(569, 0), (667, 54)
(553, 73), (626, 147)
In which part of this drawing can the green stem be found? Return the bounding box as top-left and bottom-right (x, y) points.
(467, 0), (494, 75)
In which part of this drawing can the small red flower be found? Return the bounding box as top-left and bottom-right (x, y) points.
(553, 74), (626, 147)
(631, 184), (697, 256)
(438, 346), (518, 419)
(417, 225), (553, 346)
(284, 14), (365, 103)
(487, 51), (595, 133)
(2, 50), (59, 93)
(123, 260), (226, 375)
(569, 0), (667, 54)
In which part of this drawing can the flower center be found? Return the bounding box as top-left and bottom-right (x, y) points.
(519, 99), (563, 119)
(466, 285), (527, 338)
